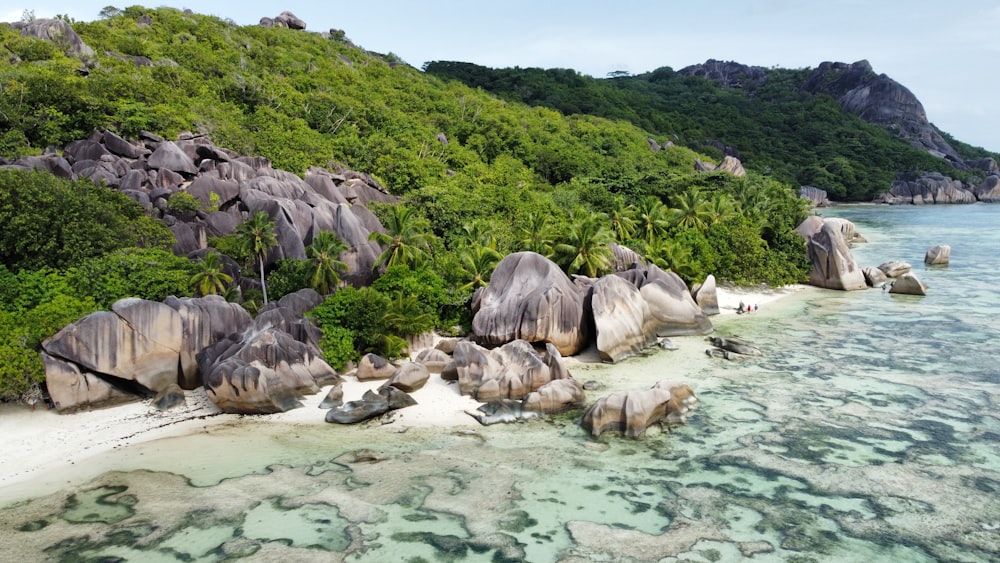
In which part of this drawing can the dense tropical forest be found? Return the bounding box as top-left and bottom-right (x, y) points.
(8, 5), (985, 402)
(423, 62), (998, 201)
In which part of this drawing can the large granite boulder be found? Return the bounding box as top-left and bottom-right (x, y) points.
(975, 176), (1000, 202)
(356, 353), (396, 381)
(413, 348), (451, 373)
(41, 352), (138, 412)
(878, 260), (911, 278)
(147, 141), (198, 176)
(472, 252), (589, 356)
(924, 245), (951, 265)
(43, 298), (184, 395)
(590, 274), (657, 363)
(379, 362), (430, 393)
(325, 387), (416, 424)
(453, 339), (569, 402)
(863, 266), (889, 288)
(522, 379), (586, 415)
(795, 217), (866, 290)
(581, 382), (698, 438)
(889, 273), (928, 296)
(12, 18), (94, 60)
(799, 185), (831, 207)
(200, 327), (332, 414)
(164, 295), (253, 389)
(690, 274), (720, 316)
(615, 265), (713, 336)
(609, 244), (646, 272)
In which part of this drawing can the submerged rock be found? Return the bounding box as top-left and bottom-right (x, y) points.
(325, 387), (416, 424)
(707, 336), (762, 356)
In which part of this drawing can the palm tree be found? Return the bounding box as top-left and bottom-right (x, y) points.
(304, 231), (348, 295)
(455, 219), (499, 251)
(383, 292), (436, 338)
(235, 210), (278, 304)
(642, 238), (696, 281)
(706, 192), (739, 226)
(516, 212), (555, 255)
(670, 187), (714, 232)
(551, 208), (614, 278)
(632, 195), (671, 244)
(369, 205), (434, 270)
(608, 195), (636, 243)
(457, 245), (503, 291)
(190, 251), (233, 297)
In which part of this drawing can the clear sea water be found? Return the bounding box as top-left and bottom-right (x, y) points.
(1, 204), (998, 562)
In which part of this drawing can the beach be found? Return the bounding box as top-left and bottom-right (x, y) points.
(0, 284), (806, 505)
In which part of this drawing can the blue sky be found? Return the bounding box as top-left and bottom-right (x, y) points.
(7, 1), (998, 152)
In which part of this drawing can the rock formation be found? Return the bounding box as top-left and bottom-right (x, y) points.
(862, 266), (889, 288)
(356, 353), (396, 381)
(690, 274), (720, 316)
(325, 387), (416, 424)
(889, 273), (928, 296)
(590, 274), (657, 363)
(615, 265), (714, 336)
(11, 18), (95, 60)
(694, 155), (746, 177)
(452, 339), (569, 402)
(472, 252), (589, 356)
(581, 381), (698, 438)
(799, 186), (831, 207)
(877, 172), (976, 205)
(379, 362), (430, 393)
(522, 379), (586, 415)
(925, 245), (950, 265)
(795, 216), (866, 290)
(878, 260), (911, 278)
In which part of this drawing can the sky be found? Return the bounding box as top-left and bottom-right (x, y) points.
(6, 1), (997, 152)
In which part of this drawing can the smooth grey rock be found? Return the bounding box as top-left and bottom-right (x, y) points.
(356, 353), (396, 381)
(889, 273), (928, 296)
(453, 340), (568, 401)
(615, 265), (713, 336)
(414, 348), (451, 373)
(924, 245), (950, 265)
(103, 131), (144, 159)
(796, 216), (866, 290)
(472, 252), (589, 355)
(318, 383), (344, 409)
(591, 274), (656, 363)
(863, 266), (889, 288)
(380, 362), (430, 393)
(522, 379), (586, 415)
(164, 295), (252, 389)
(878, 260), (912, 277)
(707, 336), (762, 356)
(581, 383), (697, 438)
(691, 274), (720, 316)
(466, 400), (542, 425)
(148, 141), (198, 175)
(42, 352), (138, 412)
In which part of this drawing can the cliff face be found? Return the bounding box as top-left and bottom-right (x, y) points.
(801, 60), (962, 163)
(677, 59), (769, 91)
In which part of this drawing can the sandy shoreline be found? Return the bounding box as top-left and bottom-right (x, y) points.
(0, 284), (807, 503)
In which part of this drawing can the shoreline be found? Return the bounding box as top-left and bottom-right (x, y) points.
(0, 284), (808, 504)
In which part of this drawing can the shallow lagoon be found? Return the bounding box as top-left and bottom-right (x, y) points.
(1, 205), (998, 562)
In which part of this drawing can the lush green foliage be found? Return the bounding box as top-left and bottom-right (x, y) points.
(424, 62), (998, 202)
(64, 248), (196, 309)
(0, 170), (173, 270)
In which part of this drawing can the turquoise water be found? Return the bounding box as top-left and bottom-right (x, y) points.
(1, 204), (998, 562)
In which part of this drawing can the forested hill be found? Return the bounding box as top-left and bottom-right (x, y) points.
(423, 60), (999, 202)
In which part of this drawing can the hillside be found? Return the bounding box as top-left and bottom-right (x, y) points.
(0, 7), (816, 401)
(424, 60), (999, 202)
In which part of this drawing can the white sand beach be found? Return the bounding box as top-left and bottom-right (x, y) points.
(0, 284), (806, 503)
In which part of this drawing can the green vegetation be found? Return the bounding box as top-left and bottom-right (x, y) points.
(0, 6), (889, 401)
(424, 62), (998, 201)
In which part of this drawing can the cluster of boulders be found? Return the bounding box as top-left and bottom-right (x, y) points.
(42, 289), (337, 414)
(796, 215), (943, 296)
(471, 251), (716, 363)
(876, 171), (1000, 205)
(0, 130), (396, 288)
(259, 11), (307, 30)
(705, 336), (762, 361)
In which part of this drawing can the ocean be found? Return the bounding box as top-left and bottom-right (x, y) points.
(1, 204), (998, 562)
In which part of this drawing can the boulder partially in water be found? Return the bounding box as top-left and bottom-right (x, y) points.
(581, 382), (698, 438)
(522, 378), (587, 415)
(924, 245), (951, 265)
(878, 260), (912, 278)
(889, 273), (928, 296)
(796, 217), (866, 291)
